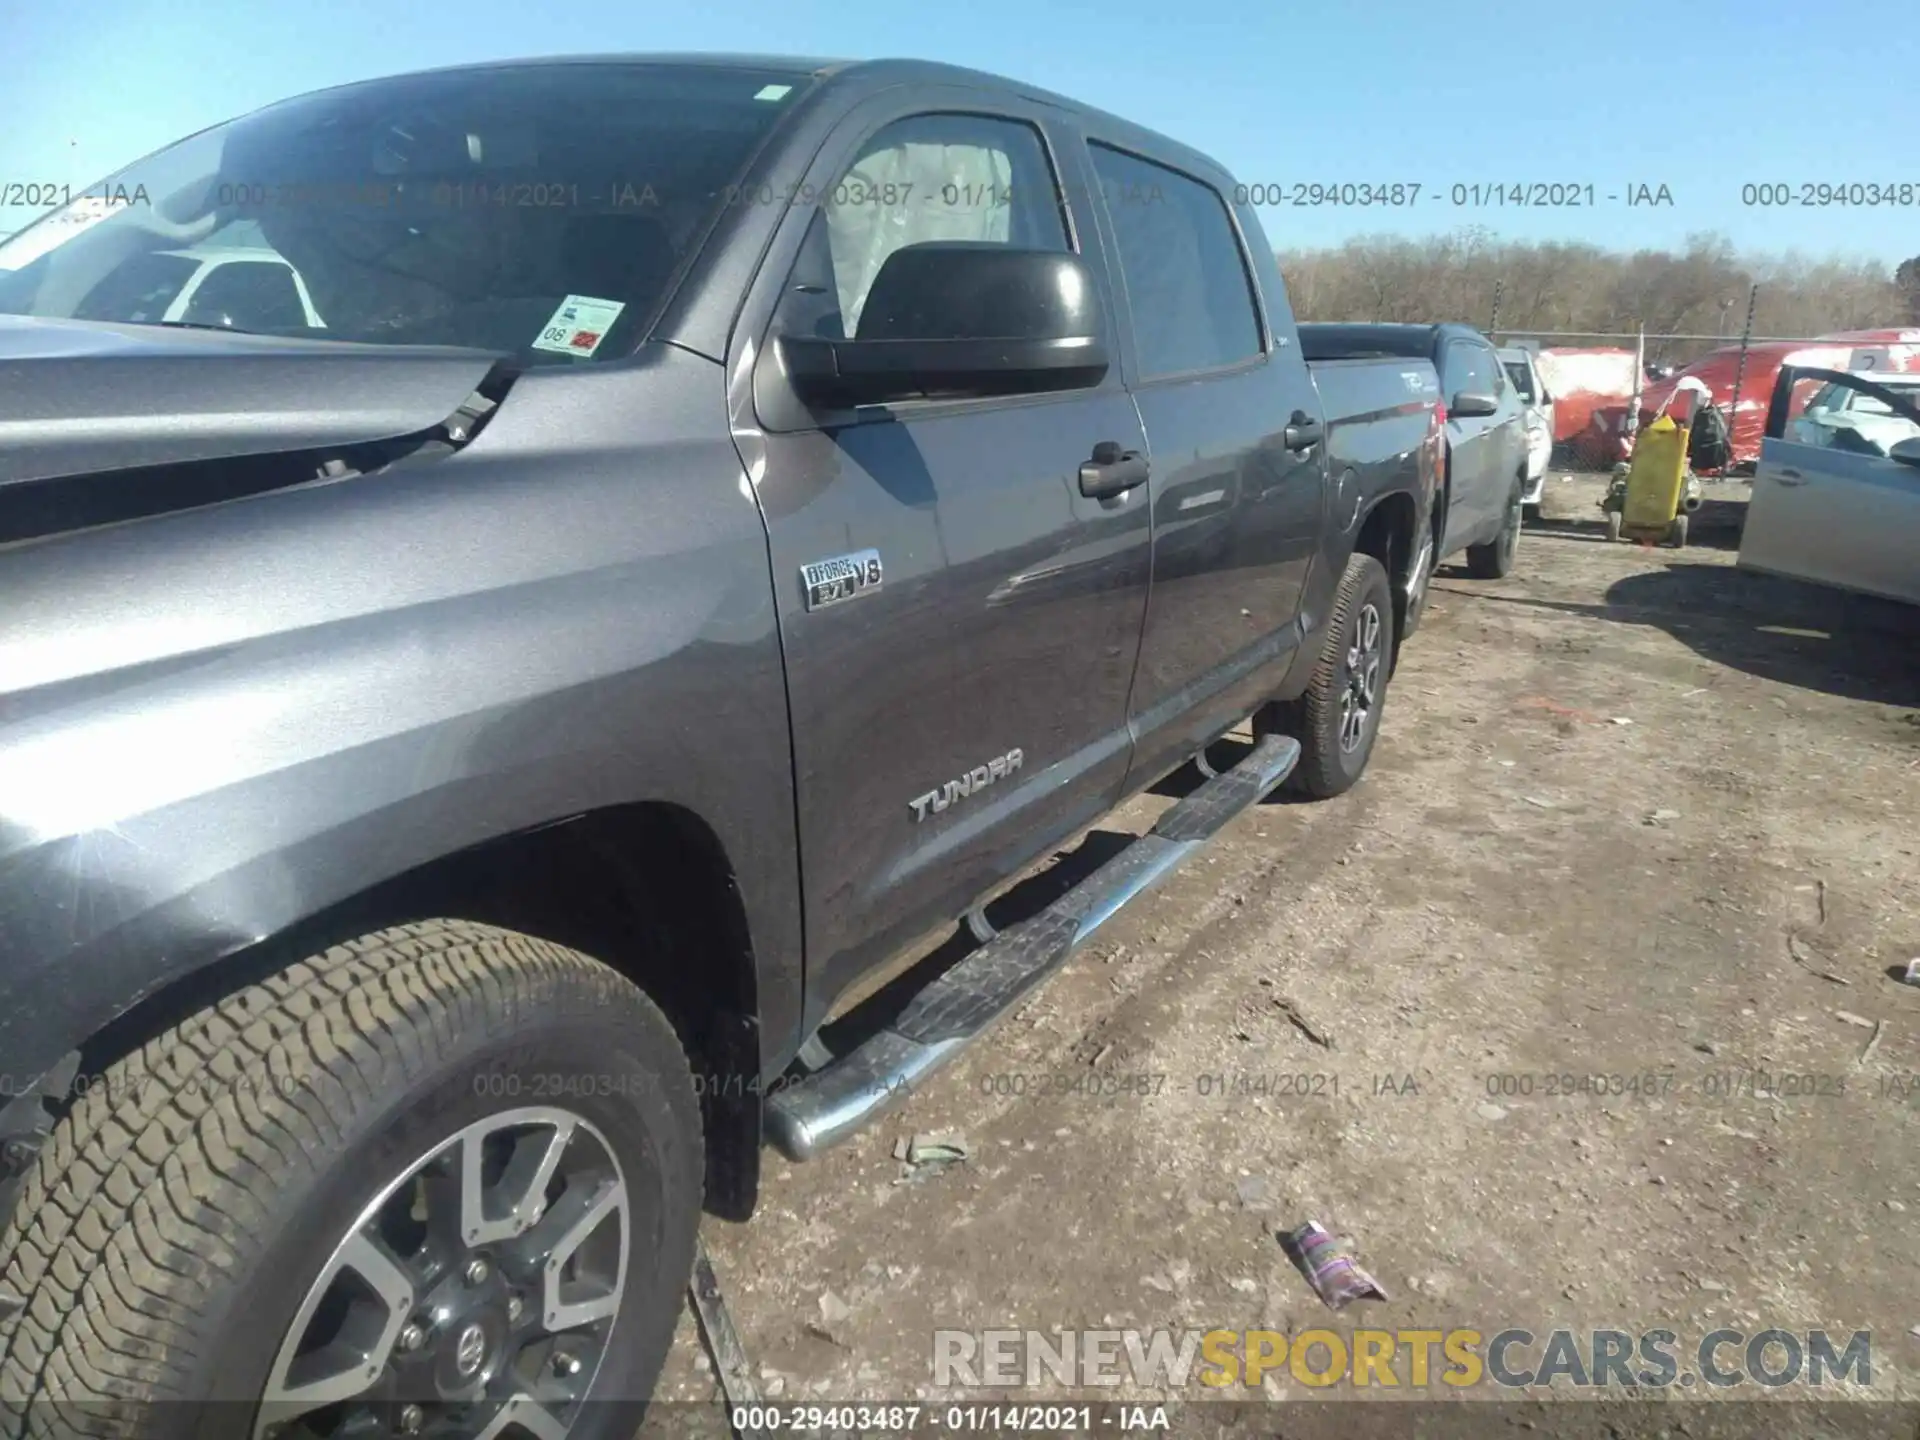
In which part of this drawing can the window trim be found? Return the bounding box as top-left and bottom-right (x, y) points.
(1083, 137), (1270, 387)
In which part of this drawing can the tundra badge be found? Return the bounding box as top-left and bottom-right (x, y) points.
(800, 549), (882, 611)
(910, 749), (1024, 822)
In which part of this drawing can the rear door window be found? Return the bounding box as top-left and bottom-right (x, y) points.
(1087, 144), (1262, 380)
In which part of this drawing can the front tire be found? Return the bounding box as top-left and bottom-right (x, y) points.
(1261, 551), (1394, 800)
(0, 921), (703, 1440)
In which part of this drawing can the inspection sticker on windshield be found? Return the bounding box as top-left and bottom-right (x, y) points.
(532, 294), (625, 357)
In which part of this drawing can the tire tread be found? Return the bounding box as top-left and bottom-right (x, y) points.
(0, 920), (694, 1439)
(1267, 551), (1394, 800)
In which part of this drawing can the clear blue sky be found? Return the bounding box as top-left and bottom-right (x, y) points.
(4, 0), (1916, 265)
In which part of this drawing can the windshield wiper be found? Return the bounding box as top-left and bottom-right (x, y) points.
(137, 319), (260, 335)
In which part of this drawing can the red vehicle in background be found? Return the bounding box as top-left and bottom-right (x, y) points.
(1636, 329), (1920, 472)
(1533, 346), (1640, 467)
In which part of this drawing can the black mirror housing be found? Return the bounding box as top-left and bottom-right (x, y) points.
(779, 244), (1108, 409)
(1450, 391), (1500, 418)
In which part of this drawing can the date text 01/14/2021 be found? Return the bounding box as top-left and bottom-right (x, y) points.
(1226, 182), (1675, 208)
(729, 1404), (1173, 1433)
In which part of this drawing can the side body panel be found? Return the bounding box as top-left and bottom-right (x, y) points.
(1438, 334), (1526, 555)
(0, 345), (804, 1094)
(1741, 437), (1920, 606)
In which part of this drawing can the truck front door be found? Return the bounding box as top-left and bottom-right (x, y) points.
(1440, 336), (1505, 553)
(736, 96), (1152, 1025)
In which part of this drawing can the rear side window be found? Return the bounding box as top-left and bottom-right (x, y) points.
(1088, 144), (1261, 379)
(1503, 360), (1535, 401)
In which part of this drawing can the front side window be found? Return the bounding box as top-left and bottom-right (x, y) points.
(772, 113), (1068, 343)
(1789, 373), (1920, 455)
(1503, 359), (1535, 401)
(0, 63), (813, 364)
(1088, 145), (1261, 380)
(1445, 341), (1493, 398)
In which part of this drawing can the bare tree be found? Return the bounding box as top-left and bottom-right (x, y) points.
(1278, 230), (1907, 360)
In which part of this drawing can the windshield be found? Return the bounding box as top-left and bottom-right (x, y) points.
(0, 62), (811, 363)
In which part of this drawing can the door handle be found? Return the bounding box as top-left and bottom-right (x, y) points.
(1080, 440), (1149, 498)
(1283, 410), (1324, 452)
(1775, 469), (1806, 486)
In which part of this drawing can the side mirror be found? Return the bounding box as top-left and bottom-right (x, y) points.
(778, 244), (1108, 409)
(1450, 391), (1499, 418)
(1891, 437), (1920, 469)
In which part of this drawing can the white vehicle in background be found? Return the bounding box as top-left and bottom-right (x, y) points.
(1499, 345), (1555, 517)
(65, 243), (324, 330)
(1742, 365), (1920, 607)
(1790, 371), (1920, 457)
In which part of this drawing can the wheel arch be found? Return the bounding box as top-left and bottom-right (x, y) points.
(50, 803), (771, 1223)
(1352, 489), (1418, 655)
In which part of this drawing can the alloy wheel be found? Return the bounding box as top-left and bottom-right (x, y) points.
(254, 1106), (629, 1439)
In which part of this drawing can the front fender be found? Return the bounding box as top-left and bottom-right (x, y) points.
(0, 345), (801, 1101)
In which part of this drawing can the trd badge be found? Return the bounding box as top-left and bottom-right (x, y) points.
(800, 549), (882, 611)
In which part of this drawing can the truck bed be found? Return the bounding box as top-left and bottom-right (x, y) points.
(1307, 353), (1441, 489)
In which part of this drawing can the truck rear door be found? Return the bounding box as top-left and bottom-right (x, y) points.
(735, 91), (1153, 1022)
(1081, 141), (1327, 784)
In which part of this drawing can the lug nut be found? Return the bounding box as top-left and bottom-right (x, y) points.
(399, 1403), (424, 1435)
(398, 1322), (427, 1353)
(552, 1350), (583, 1378)
(465, 1258), (490, 1286)
(506, 1294), (524, 1324)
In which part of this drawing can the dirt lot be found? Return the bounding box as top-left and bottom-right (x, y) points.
(647, 474), (1920, 1430)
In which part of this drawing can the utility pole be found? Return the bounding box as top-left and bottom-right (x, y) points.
(1725, 284), (1760, 457)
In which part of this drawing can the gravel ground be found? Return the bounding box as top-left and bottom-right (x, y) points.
(643, 474), (1920, 1434)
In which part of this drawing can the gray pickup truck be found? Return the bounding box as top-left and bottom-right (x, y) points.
(0, 56), (1447, 1437)
(1301, 322), (1531, 577)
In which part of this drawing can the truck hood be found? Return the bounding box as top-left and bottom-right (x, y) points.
(0, 315), (506, 489)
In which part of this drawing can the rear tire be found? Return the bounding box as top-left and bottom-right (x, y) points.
(1604, 509), (1624, 543)
(1261, 551), (1394, 800)
(1666, 514), (1689, 548)
(0, 920), (703, 1440)
(1466, 482), (1523, 579)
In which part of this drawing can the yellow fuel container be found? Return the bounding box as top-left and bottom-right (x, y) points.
(1621, 416), (1690, 530)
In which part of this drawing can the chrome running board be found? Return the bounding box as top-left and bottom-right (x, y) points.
(765, 731), (1301, 1161)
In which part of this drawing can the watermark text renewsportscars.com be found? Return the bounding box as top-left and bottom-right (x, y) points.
(933, 1327), (1873, 1391)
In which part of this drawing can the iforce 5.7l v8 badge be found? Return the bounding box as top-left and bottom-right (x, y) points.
(800, 549), (882, 611)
